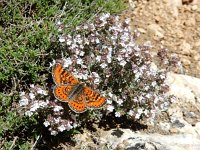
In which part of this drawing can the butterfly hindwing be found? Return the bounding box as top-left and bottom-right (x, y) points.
(53, 85), (74, 102)
(68, 94), (86, 113)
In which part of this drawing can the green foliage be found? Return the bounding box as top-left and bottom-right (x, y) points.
(0, 0), (126, 149)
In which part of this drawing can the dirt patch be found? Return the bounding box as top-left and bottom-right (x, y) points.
(123, 0), (200, 77)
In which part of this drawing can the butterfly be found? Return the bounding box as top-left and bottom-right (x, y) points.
(52, 62), (106, 113)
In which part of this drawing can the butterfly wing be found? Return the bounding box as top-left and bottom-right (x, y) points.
(83, 87), (106, 108)
(68, 94), (86, 113)
(52, 63), (79, 85)
(53, 85), (74, 102)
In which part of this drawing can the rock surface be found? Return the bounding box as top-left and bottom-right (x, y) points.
(126, 0), (200, 77)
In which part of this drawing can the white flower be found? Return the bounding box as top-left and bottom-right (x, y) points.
(119, 60), (127, 67)
(135, 109), (143, 119)
(50, 130), (58, 136)
(36, 101), (49, 108)
(106, 99), (112, 104)
(73, 122), (78, 128)
(116, 99), (123, 106)
(25, 111), (33, 116)
(30, 84), (35, 88)
(100, 63), (107, 69)
(30, 102), (39, 112)
(19, 97), (29, 106)
(116, 55), (123, 61)
(49, 60), (56, 68)
(63, 57), (72, 67)
(96, 56), (101, 62)
(135, 113), (141, 119)
(125, 18), (130, 24)
(115, 112), (121, 117)
(107, 105), (114, 112)
(79, 51), (85, 56)
(77, 58), (83, 65)
(59, 36), (65, 42)
(37, 88), (48, 95)
(19, 91), (25, 97)
(95, 38), (100, 44)
(29, 93), (35, 100)
(43, 120), (50, 127)
(151, 81), (157, 87)
(58, 125), (66, 132)
(99, 13), (110, 22)
(54, 117), (60, 124)
(108, 92), (113, 98)
(128, 110), (134, 116)
(107, 47), (112, 63)
(53, 105), (63, 112)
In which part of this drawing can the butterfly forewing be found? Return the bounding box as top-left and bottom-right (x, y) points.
(84, 87), (106, 108)
(52, 63), (79, 85)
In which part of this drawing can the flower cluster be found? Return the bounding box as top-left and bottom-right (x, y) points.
(19, 84), (78, 135)
(56, 13), (178, 120)
(19, 13), (179, 135)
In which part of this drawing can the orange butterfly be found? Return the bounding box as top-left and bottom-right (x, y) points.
(52, 62), (106, 113)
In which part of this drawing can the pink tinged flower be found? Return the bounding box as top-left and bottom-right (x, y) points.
(116, 55), (123, 61)
(152, 81), (157, 87)
(71, 43), (77, 49)
(107, 105), (114, 112)
(53, 105), (63, 112)
(63, 57), (72, 67)
(65, 122), (73, 131)
(54, 117), (61, 124)
(59, 36), (65, 42)
(43, 120), (50, 127)
(29, 92), (35, 100)
(107, 47), (112, 63)
(58, 125), (66, 132)
(25, 111), (33, 116)
(19, 97), (29, 106)
(115, 112), (121, 117)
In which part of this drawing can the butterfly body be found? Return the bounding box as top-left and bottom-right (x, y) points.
(52, 63), (106, 113)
